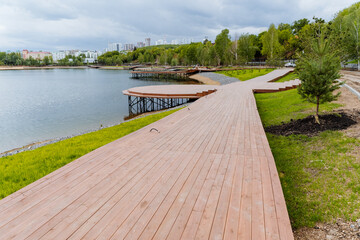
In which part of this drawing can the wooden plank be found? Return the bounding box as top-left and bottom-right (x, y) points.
(29, 149), (167, 239)
(194, 154), (231, 239)
(223, 155), (245, 240)
(208, 154), (237, 240)
(67, 150), (186, 239)
(180, 154), (223, 239)
(124, 152), (212, 240)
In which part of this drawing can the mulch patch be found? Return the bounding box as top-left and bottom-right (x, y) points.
(265, 110), (360, 137)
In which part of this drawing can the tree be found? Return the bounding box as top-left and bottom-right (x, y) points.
(292, 18), (310, 35)
(333, 3), (360, 69)
(43, 56), (52, 66)
(296, 33), (341, 124)
(261, 24), (284, 65)
(237, 34), (257, 64)
(215, 29), (231, 65)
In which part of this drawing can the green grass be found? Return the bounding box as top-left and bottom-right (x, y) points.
(346, 59), (358, 64)
(255, 89), (360, 228)
(275, 72), (298, 82)
(0, 108), (181, 199)
(217, 68), (274, 81)
(255, 89), (341, 127)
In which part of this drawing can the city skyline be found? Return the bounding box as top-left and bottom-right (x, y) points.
(0, 0), (358, 51)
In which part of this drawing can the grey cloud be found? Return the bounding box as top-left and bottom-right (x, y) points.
(0, 0), (357, 51)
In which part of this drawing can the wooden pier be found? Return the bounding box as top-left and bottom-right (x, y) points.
(0, 69), (299, 239)
(131, 69), (199, 80)
(123, 85), (218, 115)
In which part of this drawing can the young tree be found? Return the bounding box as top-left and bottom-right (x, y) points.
(296, 33), (341, 124)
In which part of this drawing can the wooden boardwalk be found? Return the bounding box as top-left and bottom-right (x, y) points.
(0, 69), (298, 239)
(123, 85), (219, 99)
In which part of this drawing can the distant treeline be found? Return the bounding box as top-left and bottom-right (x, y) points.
(98, 2), (360, 67)
(0, 52), (87, 67)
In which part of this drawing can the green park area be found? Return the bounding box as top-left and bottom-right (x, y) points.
(218, 68), (274, 81)
(256, 89), (360, 228)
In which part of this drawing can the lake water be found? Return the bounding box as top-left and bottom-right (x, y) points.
(0, 68), (185, 153)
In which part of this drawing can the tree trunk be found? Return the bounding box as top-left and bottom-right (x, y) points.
(315, 96), (320, 124)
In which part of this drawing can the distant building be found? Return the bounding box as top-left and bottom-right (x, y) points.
(137, 42), (145, 48)
(51, 50), (101, 63)
(171, 39), (179, 45)
(107, 43), (122, 52)
(155, 39), (164, 45)
(22, 50), (52, 60)
(145, 38), (151, 47)
(123, 43), (135, 51)
(52, 51), (66, 62)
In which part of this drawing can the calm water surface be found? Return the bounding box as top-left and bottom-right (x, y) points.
(0, 68), (183, 153)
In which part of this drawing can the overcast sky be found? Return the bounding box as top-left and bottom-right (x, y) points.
(0, 0), (358, 51)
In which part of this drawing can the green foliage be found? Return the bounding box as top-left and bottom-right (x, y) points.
(0, 108), (181, 199)
(215, 29), (231, 65)
(0, 52), (56, 66)
(256, 90), (360, 228)
(333, 2), (360, 66)
(292, 18), (310, 35)
(237, 34), (258, 64)
(218, 68), (274, 81)
(2, 52), (23, 66)
(56, 55), (85, 66)
(97, 37), (218, 66)
(261, 24), (284, 65)
(296, 33), (341, 120)
(42, 56), (53, 66)
(97, 51), (125, 66)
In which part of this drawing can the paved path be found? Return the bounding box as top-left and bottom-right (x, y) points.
(0, 69), (299, 239)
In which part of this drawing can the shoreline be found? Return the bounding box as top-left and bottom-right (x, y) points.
(0, 70), (217, 157)
(0, 66), (89, 70)
(189, 73), (221, 85)
(0, 66), (136, 71)
(0, 104), (189, 158)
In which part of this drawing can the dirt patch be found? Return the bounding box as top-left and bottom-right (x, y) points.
(334, 87), (360, 138)
(335, 87), (360, 110)
(265, 110), (359, 137)
(295, 219), (360, 240)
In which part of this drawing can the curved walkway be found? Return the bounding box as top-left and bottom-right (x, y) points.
(0, 69), (299, 239)
(123, 85), (218, 99)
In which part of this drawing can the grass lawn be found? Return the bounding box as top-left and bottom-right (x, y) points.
(275, 71), (298, 82)
(217, 68), (274, 81)
(0, 108), (181, 199)
(255, 89), (340, 127)
(255, 89), (360, 228)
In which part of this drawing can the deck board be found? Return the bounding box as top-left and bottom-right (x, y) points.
(0, 69), (296, 239)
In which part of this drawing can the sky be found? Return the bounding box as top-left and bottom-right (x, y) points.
(0, 0), (358, 51)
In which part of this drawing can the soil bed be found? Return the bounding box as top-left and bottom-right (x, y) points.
(265, 110), (360, 137)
